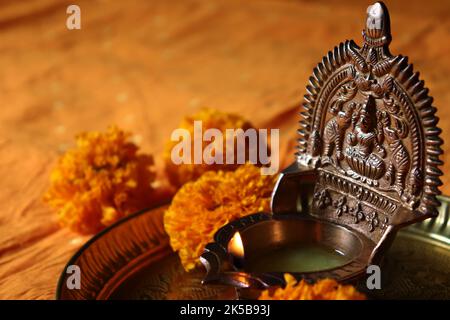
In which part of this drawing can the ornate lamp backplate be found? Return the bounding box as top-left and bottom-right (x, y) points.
(295, 2), (443, 244)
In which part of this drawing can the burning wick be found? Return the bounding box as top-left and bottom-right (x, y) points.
(228, 231), (245, 269)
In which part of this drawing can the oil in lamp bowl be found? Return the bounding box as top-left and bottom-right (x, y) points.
(233, 217), (365, 274)
(201, 1), (443, 299)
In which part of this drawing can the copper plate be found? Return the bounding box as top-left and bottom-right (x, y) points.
(56, 202), (236, 300)
(56, 197), (450, 300)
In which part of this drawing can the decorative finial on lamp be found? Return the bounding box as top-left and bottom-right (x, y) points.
(363, 2), (391, 47)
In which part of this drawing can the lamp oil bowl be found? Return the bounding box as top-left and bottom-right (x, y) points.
(200, 1), (443, 298)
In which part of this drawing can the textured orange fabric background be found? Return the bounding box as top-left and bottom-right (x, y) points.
(0, 0), (448, 299)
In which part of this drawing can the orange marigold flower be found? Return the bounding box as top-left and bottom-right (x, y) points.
(163, 108), (257, 188)
(44, 126), (156, 234)
(258, 274), (366, 300)
(164, 163), (277, 271)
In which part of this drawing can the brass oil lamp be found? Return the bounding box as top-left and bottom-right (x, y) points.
(200, 2), (443, 299)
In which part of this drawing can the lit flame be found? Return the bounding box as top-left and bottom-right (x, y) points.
(228, 231), (244, 259)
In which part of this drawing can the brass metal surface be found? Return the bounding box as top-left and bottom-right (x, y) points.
(200, 1), (444, 290)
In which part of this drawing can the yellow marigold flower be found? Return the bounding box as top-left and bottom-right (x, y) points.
(163, 108), (257, 188)
(164, 163), (277, 271)
(259, 274), (366, 300)
(44, 126), (156, 234)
